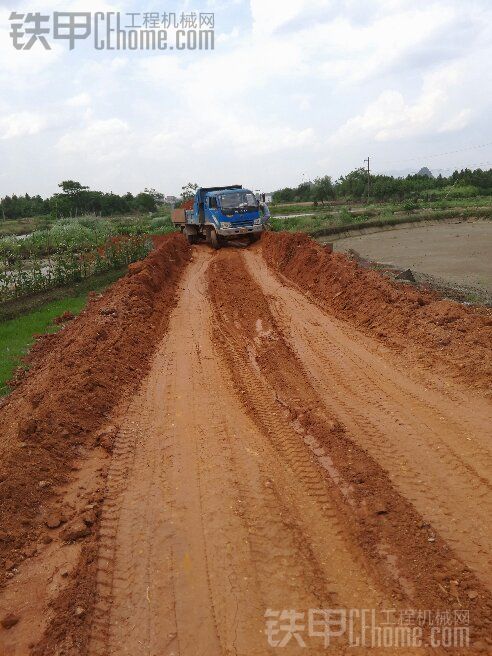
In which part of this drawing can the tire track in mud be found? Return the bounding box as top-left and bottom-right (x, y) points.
(90, 250), (391, 656)
(6, 237), (491, 655)
(89, 248), (442, 656)
(207, 247), (492, 648)
(85, 245), (492, 655)
(260, 231), (492, 393)
(242, 248), (492, 592)
(89, 424), (139, 654)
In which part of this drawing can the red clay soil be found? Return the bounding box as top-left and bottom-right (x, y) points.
(180, 198), (194, 210)
(1, 233), (490, 654)
(207, 250), (492, 646)
(262, 231), (492, 394)
(0, 233), (191, 589)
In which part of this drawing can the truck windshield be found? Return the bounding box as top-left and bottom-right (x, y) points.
(219, 192), (257, 210)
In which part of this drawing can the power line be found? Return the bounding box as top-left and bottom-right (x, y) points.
(373, 158), (492, 176)
(377, 140), (492, 166)
(364, 156), (370, 202)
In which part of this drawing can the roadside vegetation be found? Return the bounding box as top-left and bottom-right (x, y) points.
(270, 194), (492, 217)
(0, 204), (173, 303)
(2, 168), (492, 302)
(0, 183), (176, 391)
(0, 268), (125, 395)
(272, 167), (492, 206)
(0, 217), (38, 237)
(270, 203), (492, 235)
(264, 166), (492, 233)
(0, 218), (152, 303)
(0, 180), (167, 221)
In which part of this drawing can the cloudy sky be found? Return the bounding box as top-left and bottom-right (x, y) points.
(1, 0), (491, 197)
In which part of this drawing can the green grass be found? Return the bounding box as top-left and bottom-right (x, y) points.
(0, 210), (173, 242)
(270, 203), (321, 216)
(149, 214), (174, 233)
(0, 217), (38, 237)
(270, 213), (336, 231)
(270, 203), (492, 236)
(0, 269), (125, 395)
(270, 196), (492, 219)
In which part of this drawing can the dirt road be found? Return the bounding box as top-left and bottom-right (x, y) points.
(89, 249), (388, 655)
(88, 247), (490, 654)
(1, 236), (491, 654)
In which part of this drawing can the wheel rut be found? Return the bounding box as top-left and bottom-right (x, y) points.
(86, 246), (492, 655)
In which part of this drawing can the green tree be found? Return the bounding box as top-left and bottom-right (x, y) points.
(312, 176), (334, 205)
(58, 180), (89, 196)
(134, 192), (157, 213)
(335, 168), (367, 200)
(295, 182), (312, 202)
(180, 182), (199, 203)
(57, 180), (90, 216)
(144, 188), (165, 205)
(272, 187), (296, 203)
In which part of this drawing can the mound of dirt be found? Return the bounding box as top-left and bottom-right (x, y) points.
(207, 250), (492, 643)
(262, 231), (492, 393)
(52, 311), (75, 325)
(0, 233), (191, 586)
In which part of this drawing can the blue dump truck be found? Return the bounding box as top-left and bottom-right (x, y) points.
(171, 185), (265, 249)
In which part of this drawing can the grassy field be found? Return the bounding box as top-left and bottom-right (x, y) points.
(270, 203), (492, 234)
(0, 268), (125, 395)
(270, 196), (492, 218)
(0, 217), (38, 237)
(0, 213), (174, 303)
(0, 209), (174, 239)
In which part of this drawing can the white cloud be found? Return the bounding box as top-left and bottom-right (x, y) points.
(439, 109), (473, 133)
(216, 27), (240, 44)
(1, 0), (492, 196)
(330, 62), (473, 143)
(0, 112), (46, 139)
(0, 23), (62, 85)
(193, 119), (314, 156)
(65, 92), (91, 107)
(249, 0), (462, 85)
(56, 118), (130, 162)
(250, 0), (311, 36)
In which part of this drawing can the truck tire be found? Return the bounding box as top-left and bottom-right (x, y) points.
(186, 233), (198, 245)
(248, 233), (261, 244)
(208, 228), (221, 250)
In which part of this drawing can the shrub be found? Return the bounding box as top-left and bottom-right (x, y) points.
(403, 199), (420, 212)
(339, 208), (355, 224)
(150, 216), (173, 233)
(0, 235), (151, 302)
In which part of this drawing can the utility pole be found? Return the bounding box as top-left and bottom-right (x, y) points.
(364, 156), (370, 204)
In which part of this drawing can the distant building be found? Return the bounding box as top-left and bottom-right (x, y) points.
(256, 192), (273, 203)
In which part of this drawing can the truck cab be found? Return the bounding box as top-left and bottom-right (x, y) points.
(172, 185), (264, 248)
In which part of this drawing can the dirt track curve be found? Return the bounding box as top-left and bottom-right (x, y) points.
(1, 235), (491, 655)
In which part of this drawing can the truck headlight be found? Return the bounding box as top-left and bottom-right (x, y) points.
(253, 218), (261, 225)
(221, 221), (231, 229)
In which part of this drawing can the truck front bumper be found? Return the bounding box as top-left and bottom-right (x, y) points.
(216, 224), (264, 237)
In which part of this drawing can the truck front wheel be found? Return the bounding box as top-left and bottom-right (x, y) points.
(208, 227), (221, 250)
(186, 233), (199, 245)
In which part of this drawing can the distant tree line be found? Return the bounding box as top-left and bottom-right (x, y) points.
(0, 180), (160, 221)
(3, 167), (492, 221)
(272, 168), (492, 204)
